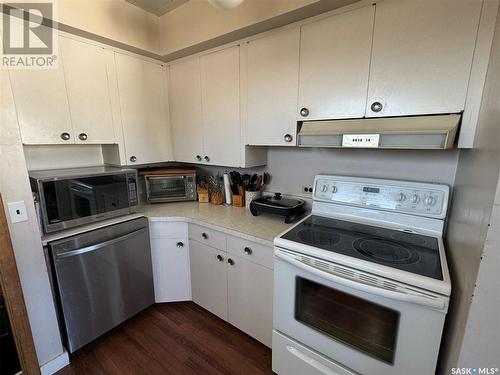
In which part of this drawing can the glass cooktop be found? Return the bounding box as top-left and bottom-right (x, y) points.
(281, 215), (443, 280)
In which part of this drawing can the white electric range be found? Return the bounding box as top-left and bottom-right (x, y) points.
(272, 175), (451, 375)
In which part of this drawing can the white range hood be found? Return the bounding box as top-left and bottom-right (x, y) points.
(297, 114), (461, 149)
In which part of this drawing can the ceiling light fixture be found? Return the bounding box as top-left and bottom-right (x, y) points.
(207, 0), (244, 10)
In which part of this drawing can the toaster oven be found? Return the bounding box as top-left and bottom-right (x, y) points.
(142, 168), (196, 203)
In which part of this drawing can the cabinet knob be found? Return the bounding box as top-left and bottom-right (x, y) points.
(60, 132), (71, 141)
(370, 102), (383, 113)
(129, 156), (137, 163)
(204, 156), (210, 162)
(244, 247), (252, 255)
(201, 232), (208, 240)
(176, 242), (184, 248)
(227, 258), (234, 266)
(216, 254), (224, 262)
(78, 133), (88, 141)
(284, 134), (293, 143)
(196, 155), (202, 161)
(300, 108), (309, 117)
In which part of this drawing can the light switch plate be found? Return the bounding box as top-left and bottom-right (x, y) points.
(342, 134), (380, 148)
(7, 201), (28, 223)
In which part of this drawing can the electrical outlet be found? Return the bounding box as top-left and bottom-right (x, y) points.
(301, 185), (313, 195)
(7, 201), (28, 224)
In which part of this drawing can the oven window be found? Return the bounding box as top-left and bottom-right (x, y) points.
(295, 277), (399, 364)
(147, 177), (186, 198)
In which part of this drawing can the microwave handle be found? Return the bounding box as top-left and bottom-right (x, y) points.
(274, 250), (446, 310)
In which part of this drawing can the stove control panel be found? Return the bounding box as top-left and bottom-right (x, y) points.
(314, 176), (449, 218)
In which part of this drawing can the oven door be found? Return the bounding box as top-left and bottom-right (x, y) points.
(145, 176), (190, 203)
(273, 249), (448, 375)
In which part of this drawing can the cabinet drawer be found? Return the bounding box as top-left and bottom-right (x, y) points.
(189, 224), (226, 250)
(227, 235), (273, 269)
(150, 221), (188, 239)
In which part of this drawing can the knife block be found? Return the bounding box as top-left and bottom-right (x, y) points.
(233, 194), (244, 207)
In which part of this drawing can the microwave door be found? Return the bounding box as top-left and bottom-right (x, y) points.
(69, 181), (98, 217)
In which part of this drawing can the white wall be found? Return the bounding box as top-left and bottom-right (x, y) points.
(439, 5), (500, 372)
(24, 144), (105, 171)
(457, 174), (500, 368)
(0, 70), (65, 366)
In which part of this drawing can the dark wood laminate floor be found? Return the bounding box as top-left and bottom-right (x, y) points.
(56, 302), (273, 375)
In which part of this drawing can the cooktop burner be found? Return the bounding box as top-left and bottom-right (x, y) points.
(281, 215), (443, 280)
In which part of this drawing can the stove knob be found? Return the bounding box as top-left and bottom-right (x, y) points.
(396, 192), (406, 202)
(332, 186), (338, 193)
(411, 194), (420, 204)
(321, 184), (328, 192)
(424, 196), (436, 206)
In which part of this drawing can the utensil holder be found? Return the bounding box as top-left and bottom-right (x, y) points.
(245, 190), (261, 209)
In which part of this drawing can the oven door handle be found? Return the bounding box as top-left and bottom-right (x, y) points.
(275, 251), (446, 310)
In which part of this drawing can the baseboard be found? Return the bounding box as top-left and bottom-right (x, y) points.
(40, 351), (70, 375)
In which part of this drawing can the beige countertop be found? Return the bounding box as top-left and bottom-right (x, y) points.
(140, 201), (300, 245)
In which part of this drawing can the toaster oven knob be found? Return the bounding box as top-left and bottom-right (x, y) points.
(60, 132), (71, 141)
(176, 242), (184, 248)
(129, 156), (137, 163)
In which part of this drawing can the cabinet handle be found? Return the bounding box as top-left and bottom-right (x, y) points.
(129, 156), (137, 163)
(370, 102), (383, 113)
(201, 232), (208, 240)
(244, 247), (252, 255)
(60, 132), (71, 141)
(216, 254), (224, 262)
(204, 156), (210, 162)
(176, 242), (184, 248)
(300, 108), (309, 117)
(196, 155), (202, 161)
(284, 134), (293, 143)
(227, 258), (234, 266)
(78, 133), (88, 141)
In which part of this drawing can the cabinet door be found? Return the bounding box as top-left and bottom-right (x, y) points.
(168, 58), (203, 163)
(9, 47), (73, 144)
(227, 255), (273, 347)
(115, 53), (171, 165)
(200, 46), (241, 167)
(247, 28), (300, 146)
(366, 0), (481, 117)
(298, 6), (374, 121)
(60, 37), (115, 144)
(151, 238), (191, 303)
(189, 241), (227, 320)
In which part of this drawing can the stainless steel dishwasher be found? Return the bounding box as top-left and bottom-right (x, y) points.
(48, 217), (154, 353)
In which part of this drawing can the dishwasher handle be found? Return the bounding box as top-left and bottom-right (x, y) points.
(54, 227), (148, 260)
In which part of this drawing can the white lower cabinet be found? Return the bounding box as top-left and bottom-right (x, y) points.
(189, 240), (228, 320)
(227, 254), (273, 347)
(151, 238), (191, 303)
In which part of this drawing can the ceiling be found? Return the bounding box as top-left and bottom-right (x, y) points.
(125, 0), (189, 16)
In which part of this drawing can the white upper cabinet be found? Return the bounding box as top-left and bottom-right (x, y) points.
(247, 28), (300, 146)
(60, 36), (115, 144)
(168, 57), (204, 163)
(298, 5), (374, 121)
(115, 52), (172, 165)
(366, 0), (482, 117)
(200, 46), (241, 167)
(9, 44), (73, 145)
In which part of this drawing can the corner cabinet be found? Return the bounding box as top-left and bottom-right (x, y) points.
(168, 47), (266, 167)
(246, 27), (300, 146)
(365, 0), (482, 117)
(115, 52), (172, 165)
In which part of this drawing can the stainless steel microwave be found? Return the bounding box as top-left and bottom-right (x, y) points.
(141, 167), (196, 203)
(30, 166), (139, 234)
